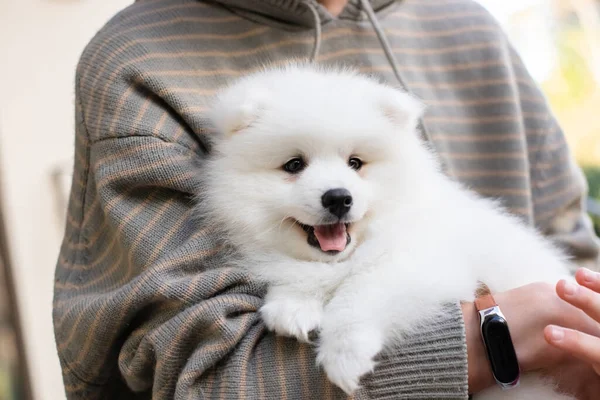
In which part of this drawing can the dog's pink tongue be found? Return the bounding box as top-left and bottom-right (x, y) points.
(314, 223), (347, 252)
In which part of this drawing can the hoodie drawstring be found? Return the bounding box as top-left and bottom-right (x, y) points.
(359, 0), (404, 85)
(305, 1), (322, 62)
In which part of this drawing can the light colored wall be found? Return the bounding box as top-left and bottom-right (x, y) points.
(0, 1), (132, 399)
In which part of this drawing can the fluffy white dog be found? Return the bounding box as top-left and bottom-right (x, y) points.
(199, 64), (574, 399)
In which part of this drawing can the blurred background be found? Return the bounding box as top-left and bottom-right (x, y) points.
(0, 1), (598, 399)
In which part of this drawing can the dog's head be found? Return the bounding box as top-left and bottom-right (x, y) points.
(204, 65), (427, 262)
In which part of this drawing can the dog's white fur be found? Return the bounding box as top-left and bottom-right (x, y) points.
(200, 65), (574, 399)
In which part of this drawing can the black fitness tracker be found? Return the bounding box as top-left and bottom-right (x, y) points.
(475, 289), (520, 389)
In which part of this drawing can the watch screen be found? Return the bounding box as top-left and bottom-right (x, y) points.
(482, 314), (520, 384)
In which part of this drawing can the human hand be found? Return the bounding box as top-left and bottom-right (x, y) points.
(495, 281), (600, 373)
(544, 268), (600, 376)
(463, 281), (600, 394)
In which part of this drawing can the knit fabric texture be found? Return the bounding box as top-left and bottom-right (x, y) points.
(53, 0), (600, 399)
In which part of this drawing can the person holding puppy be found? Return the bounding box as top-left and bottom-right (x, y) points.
(53, 0), (600, 399)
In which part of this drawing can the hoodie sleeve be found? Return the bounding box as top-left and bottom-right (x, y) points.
(53, 47), (469, 400)
(532, 124), (600, 272)
(506, 46), (600, 271)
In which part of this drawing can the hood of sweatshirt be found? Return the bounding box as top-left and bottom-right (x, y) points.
(205, 0), (405, 83)
(206, 0), (396, 27)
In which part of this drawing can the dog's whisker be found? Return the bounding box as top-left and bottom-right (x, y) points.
(277, 217), (296, 234)
(284, 218), (300, 235)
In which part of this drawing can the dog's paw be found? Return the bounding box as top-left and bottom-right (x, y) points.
(317, 327), (382, 394)
(260, 297), (323, 343)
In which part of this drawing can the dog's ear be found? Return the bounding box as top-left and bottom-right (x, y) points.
(379, 90), (425, 131)
(211, 88), (269, 137)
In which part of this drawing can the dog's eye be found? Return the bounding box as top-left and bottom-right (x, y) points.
(283, 157), (306, 174)
(348, 157), (363, 171)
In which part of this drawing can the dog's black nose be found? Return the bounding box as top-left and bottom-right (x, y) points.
(322, 188), (353, 218)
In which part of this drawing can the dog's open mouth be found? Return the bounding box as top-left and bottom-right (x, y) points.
(299, 222), (351, 254)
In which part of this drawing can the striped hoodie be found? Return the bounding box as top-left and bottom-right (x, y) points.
(53, 0), (600, 399)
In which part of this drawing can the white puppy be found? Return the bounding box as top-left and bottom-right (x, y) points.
(199, 64), (574, 399)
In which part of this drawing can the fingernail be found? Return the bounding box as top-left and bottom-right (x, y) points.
(550, 326), (565, 342)
(563, 281), (578, 296)
(583, 268), (596, 283)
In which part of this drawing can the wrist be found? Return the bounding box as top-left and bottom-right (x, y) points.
(461, 301), (495, 394)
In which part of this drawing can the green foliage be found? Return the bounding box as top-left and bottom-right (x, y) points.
(583, 166), (600, 235)
(586, 167), (600, 200)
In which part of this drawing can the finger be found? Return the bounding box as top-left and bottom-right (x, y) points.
(575, 268), (600, 294)
(544, 325), (600, 366)
(556, 279), (600, 323)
